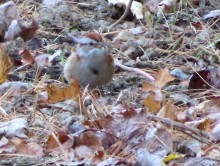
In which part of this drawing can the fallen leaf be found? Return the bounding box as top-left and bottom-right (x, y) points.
(19, 18), (38, 41)
(145, 0), (162, 13)
(0, 1), (38, 41)
(154, 68), (175, 89)
(145, 0), (177, 16)
(45, 80), (80, 103)
(0, 1), (19, 26)
(157, 100), (179, 120)
(188, 68), (220, 90)
(143, 68), (175, 91)
(74, 131), (104, 161)
(11, 137), (44, 157)
(142, 91), (163, 112)
(74, 145), (94, 160)
(157, 0), (177, 17)
(20, 49), (35, 64)
(0, 45), (12, 83)
(45, 131), (73, 153)
(185, 118), (211, 132)
(0, 136), (16, 153)
(78, 131), (103, 152)
(197, 118), (210, 131)
(163, 153), (183, 163)
(142, 68), (173, 112)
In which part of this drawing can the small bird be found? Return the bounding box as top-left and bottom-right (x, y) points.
(64, 32), (115, 88)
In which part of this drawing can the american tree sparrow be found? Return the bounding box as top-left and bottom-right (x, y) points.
(64, 33), (115, 88)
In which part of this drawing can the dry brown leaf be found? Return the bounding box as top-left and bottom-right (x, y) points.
(45, 131), (73, 153)
(142, 91), (163, 112)
(0, 1), (38, 41)
(0, 136), (16, 153)
(78, 131), (103, 152)
(19, 18), (38, 41)
(143, 68), (174, 91)
(45, 134), (59, 152)
(157, 100), (179, 120)
(196, 99), (220, 118)
(20, 49), (35, 64)
(142, 68), (173, 113)
(74, 131), (104, 161)
(74, 145), (94, 160)
(11, 137), (44, 157)
(185, 118), (211, 132)
(154, 68), (175, 89)
(142, 81), (158, 91)
(157, 0), (177, 17)
(0, 45), (12, 83)
(197, 118), (211, 132)
(45, 80), (80, 103)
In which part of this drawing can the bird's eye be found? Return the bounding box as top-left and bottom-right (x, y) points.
(89, 43), (94, 46)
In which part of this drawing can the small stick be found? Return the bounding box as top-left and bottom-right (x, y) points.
(115, 60), (155, 83)
(67, 33), (80, 43)
(109, 0), (134, 28)
(148, 114), (212, 144)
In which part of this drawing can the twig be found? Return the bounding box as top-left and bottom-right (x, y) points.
(114, 60), (155, 83)
(148, 114), (213, 144)
(109, 0), (134, 28)
(67, 33), (80, 43)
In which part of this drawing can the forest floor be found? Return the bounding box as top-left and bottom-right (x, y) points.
(0, 0), (220, 165)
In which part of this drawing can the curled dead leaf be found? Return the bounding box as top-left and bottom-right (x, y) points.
(142, 91), (163, 112)
(154, 68), (175, 89)
(143, 68), (175, 91)
(0, 45), (12, 83)
(0, 1), (38, 41)
(20, 49), (35, 64)
(11, 137), (44, 157)
(45, 80), (80, 103)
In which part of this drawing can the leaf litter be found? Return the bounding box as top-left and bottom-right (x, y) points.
(0, 0), (220, 165)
